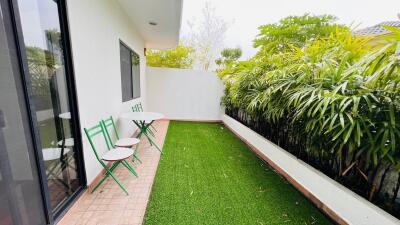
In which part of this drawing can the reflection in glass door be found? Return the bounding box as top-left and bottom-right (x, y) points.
(16, 0), (83, 213)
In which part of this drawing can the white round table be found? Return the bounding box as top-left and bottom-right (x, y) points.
(120, 112), (164, 121)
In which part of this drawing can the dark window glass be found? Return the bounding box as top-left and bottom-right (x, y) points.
(120, 43), (133, 101)
(17, 0), (82, 212)
(131, 51), (140, 99)
(120, 42), (140, 102)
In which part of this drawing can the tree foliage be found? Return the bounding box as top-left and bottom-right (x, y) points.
(218, 14), (400, 215)
(253, 14), (345, 54)
(215, 47), (242, 67)
(146, 45), (194, 69)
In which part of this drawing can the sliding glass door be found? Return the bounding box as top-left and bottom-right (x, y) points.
(16, 0), (83, 213)
(0, 0), (86, 223)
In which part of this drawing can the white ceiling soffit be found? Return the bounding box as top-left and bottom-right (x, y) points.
(118, 0), (183, 50)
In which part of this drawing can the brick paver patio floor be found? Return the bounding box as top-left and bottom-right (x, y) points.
(58, 120), (169, 225)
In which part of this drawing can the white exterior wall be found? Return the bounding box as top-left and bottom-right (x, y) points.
(67, 0), (147, 183)
(222, 114), (400, 225)
(146, 67), (224, 120)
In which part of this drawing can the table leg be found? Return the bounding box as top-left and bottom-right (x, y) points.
(133, 120), (163, 154)
(142, 130), (163, 153)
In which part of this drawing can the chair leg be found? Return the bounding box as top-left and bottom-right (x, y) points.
(92, 161), (129, 195)
(91, 162), (120, 193)
(122, 160), (138, 177)
(133, 131), (144, 163)
(132, 143), (142, 164)
(107, 169), (129, 195)
(147, 127), (156, 138)
(133, 152), (142, 164)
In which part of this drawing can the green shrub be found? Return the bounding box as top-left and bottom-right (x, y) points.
(146, 45), (194, 69)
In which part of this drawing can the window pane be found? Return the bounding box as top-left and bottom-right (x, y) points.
(120, 43), (133, 102)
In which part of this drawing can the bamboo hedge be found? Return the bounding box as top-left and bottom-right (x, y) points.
(218, 15), (400, 217)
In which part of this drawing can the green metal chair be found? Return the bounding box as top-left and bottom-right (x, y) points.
(84, 122), (138, 195)
(133, 102), (144, 112)
(101, 116), (142, 163)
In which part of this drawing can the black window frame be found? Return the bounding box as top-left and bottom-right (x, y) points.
(119, 40), (141, 102)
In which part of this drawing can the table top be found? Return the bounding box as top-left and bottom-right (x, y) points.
(120, 112), (164, 121)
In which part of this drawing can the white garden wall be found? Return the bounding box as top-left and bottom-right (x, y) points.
(222, 114), (400, 225)
(146, 67), (224, 120)
(67, 0), (147, 183)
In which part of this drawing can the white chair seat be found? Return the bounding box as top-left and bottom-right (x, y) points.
(57, 138), (74, 147)
(115, 138), (140, 147)
(42, 148), (70, 161)
(102, 148), (133, 161)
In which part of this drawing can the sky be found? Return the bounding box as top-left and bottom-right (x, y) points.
(181, 0), (400, 59)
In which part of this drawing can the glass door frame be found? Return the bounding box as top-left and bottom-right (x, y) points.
(6, 0), (87, 223)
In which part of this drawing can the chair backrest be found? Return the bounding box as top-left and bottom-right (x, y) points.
(101, 116), (119, 148)
(132, 102), (143, 112)
(83, 122), (111, 162)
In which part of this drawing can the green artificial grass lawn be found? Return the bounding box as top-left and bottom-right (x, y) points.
(144, 121), (332, 225)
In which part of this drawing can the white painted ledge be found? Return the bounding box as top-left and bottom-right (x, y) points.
(222, 114), (400, 225)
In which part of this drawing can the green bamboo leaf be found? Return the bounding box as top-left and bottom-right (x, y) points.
(312, 100), (325, 117)
(352, 96), (360, 116)
(344, 123), (355, 143)
(368, 93), (379, 103)
(332, 85), (342, 95)
(321, 117), (331, 131)
(390, 128), (396, 153)
(333, 124), (348, 141)
(340, 98), (352, 113)
(337, 54), (349, 77)
(329, 114), (338, 131)
(373, 152), (378, 166)
(339, 113), (345, 128)
(319, 97), (331, 119)
(340, 82), (348, 94)
(389, 104), (395, 127)
(345, 112), (354, 125)
(339, 97), (348, 109)
(381, 129), (389, 154)
(362, 95), (373, 112)
(356, 122), (361, 146)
